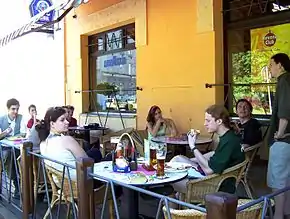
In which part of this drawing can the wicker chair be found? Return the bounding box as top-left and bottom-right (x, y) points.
(99, 128), (134, 156)
(43, 165), (114, 219)
(17, 153), (50, 202)
(163, 199), (266, 219)
(240, 142), (263, 199)
(183, 160), (248, 204)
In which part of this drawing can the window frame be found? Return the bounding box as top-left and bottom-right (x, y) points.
(88, 23), (136, 113)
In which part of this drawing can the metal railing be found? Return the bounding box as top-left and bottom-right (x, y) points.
(1, 140), (290, 218)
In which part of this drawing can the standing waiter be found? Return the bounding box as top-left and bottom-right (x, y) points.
(267, 53), (290, 219)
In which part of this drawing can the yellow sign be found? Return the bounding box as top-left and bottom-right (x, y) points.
(251, 22), (290, 55)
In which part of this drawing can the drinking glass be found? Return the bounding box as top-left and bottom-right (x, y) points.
(156, 143), (167, 177)
(149, 141), (157, 167)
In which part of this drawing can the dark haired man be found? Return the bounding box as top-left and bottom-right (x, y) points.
(27, 104), (39, 129)
(67, 105), (77, 127)
(0, 98), (26, 138)
(0, 98), (26, 199)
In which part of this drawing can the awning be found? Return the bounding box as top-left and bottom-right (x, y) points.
(0, 0), (75, 48)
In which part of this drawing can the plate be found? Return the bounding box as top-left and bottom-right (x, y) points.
(129, 172), (148, 184)
(153, 162), (192, 173)
(7, 136), (26, 141)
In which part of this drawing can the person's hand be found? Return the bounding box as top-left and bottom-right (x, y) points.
(4, 127), (12, 134)
(32, 113), (37, 123)
(187, 131), (198, 150)
(274, 131), (286, 140)
(157, 118), (165, 125)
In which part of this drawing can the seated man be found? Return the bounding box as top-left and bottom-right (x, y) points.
(0, 98), (26, 198)
(171, 104), (245, 197)
(67, 105), (77, 127)
(27, 104), (40, 129)
(233, 99), (262, 150)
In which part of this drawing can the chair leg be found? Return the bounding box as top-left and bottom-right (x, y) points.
(108, 199), (114, 219)
(43, 197), (60, 219)
(241, 179), (253, 199)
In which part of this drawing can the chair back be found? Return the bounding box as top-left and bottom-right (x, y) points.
(162, 199), (264, 219)
(45, 165), (78, 200)
(186, 160), (248, 203)
(243, 142), (263, 177)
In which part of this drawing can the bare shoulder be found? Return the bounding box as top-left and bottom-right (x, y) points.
(59, 135), (78, 144)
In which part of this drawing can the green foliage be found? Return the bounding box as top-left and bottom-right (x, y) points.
(96, 82), (119, 96)
(231, 51), (276, 114)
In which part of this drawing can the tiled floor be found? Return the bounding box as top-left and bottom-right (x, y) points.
(0, 157), (271, 219)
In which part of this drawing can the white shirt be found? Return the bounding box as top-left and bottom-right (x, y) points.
(40, 136), (77, 182)
(7, 115), (26, 136)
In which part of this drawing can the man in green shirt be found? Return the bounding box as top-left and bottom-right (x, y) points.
(191, 104), (245, 193)
(171, 105), (245, 197)
(267, 53), (290, 219)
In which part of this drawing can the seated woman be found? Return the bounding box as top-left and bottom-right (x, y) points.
(233, 99), (262, 150)
(171, 105), (245, 197)
(36, 107), (103, 180)
(146, 105), (177, 140)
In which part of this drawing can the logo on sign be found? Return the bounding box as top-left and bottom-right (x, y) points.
(104, 56), (127, 68)
(264, 30), (276, 47)
(29, 0), (54, 24)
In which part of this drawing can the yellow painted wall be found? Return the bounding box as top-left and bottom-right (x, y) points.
(65, 0), (223, 134)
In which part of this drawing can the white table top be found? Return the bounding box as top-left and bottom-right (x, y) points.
(151, 136), (212, 145)
(93, 161), (187, 186)
(0, 139), (40, 152)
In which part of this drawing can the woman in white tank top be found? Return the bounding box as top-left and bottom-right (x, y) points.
(36, 107), (100, 180)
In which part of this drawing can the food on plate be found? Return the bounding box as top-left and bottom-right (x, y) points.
(7, 136), (25, 141)
(190, 129), (200, 136)
(129, 172), (148, 184)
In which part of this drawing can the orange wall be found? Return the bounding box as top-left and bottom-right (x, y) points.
(65, 0), (223, 134)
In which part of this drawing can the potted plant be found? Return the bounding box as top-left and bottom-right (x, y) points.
(95, 82), (118, 96)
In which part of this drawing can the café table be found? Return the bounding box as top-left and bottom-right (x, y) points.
(151, 136), (213, 156)
(93, 161), (188, 219)
(69, 126), (109, 143)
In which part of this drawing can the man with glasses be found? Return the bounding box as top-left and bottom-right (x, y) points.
(0, 98), (26, 199)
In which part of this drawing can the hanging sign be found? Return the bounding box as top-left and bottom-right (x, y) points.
(29, 0), (54, 24)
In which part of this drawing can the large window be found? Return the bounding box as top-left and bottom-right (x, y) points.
(224, 0), (290, 115)
(89, 24), (136, 113)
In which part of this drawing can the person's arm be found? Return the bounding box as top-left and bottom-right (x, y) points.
(193, 149), (214, 175)
(206, 139), (237, 175)
(0, 128), (11, 139)
(146, 120), (162, 137)
(167, 119), (178, 136)
(276, 79), (290, 138)
(61, 136), (88, 158)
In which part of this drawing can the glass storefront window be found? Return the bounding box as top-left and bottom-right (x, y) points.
(89, 24), (136, 113)
(95, 50), (136, 112)
(227, 22), (290, 115)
